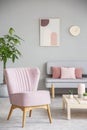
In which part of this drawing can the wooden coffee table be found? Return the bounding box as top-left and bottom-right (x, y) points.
(62, 95), (87, 119)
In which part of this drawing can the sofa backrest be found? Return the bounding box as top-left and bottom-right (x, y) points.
(46, 60), (87, 75)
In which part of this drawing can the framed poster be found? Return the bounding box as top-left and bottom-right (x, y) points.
(40, 18), (60, 46)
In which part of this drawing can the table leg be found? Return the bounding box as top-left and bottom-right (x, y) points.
(67, 104), (71, 120)
(62, 96), (66, 110)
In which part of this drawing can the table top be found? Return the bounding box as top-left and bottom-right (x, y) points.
(63, 95), (87, 105)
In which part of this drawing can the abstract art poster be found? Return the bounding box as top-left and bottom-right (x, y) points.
(40, 18), (60, 46)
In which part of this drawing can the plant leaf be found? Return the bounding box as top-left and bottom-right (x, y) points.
(0, 38), (5, 44)
(14, 34), (24, 41)
(9, 27), (15, 35)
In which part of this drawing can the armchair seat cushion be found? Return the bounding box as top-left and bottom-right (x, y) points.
(10, 90), (51, 107)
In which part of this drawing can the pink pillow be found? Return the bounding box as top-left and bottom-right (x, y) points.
(51, 67), (61, 78)
(61, 67), (76, 79)
(75, 68), (82, 79)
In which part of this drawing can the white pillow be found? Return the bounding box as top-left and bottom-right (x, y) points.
(61, 67), (76, 79)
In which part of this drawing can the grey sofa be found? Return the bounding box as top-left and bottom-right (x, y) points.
(45, 61), (87, 98)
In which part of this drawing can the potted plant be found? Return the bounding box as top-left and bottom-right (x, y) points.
(0, 27), (22, 96)
(69, 89), (73, 99)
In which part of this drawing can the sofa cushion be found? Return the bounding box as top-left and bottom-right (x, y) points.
(75, 68), (82, 79)
(51, 67), (61, 78)
(46, 77), (87, 83)
(61, 67), (76, 79)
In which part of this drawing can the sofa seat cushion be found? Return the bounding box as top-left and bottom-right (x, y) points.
(46, 78), (87, 83)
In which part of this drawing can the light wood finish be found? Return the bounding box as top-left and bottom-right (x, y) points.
(22, 108), (27, 128)
(62, 95), (87, 120)
(67, 105), (70, 120)
(29, 110), (32, 117)
(47, 105), (52, 123)
(51, 84), (55, 98)
(62, 97), (66, 110)
(7, 105), (14, 120)
(7, 104), (52, 128)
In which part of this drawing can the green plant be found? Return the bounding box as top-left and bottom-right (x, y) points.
(83, 93), (87, 96)
(69, 90), (73, 95)
(0, 27), (22, 83)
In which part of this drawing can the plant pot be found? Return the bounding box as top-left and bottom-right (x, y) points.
(0, 83), (8, 97)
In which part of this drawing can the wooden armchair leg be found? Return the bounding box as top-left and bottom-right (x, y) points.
(7, 105), (13, 120)
(29, 110), (32, 117)
(47, 105), (52, 123)
(22, 108), (27, 128)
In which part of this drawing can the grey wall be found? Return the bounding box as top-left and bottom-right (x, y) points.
(0, 0), (87, 89)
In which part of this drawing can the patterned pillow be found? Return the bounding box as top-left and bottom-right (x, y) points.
(61, 67), (76, 79)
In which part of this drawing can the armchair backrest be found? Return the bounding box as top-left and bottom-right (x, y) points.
(5, 67), (40, 95)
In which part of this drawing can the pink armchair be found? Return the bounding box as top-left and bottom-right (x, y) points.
(5, 67), (52, 127)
